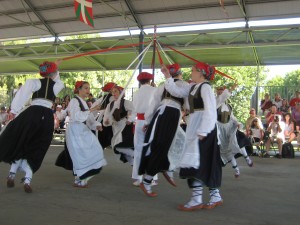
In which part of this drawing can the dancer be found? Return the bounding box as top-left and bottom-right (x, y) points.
(216, 85), (253, 178)
(0, 60), (64, 193)
(66, 81), (107, 187)
(139, 63), (188, 197)
(161, 62), (222, 211)
(103, 85), (134, 164)
(131, 72), (158, 186)
(91, 82), (116, 148)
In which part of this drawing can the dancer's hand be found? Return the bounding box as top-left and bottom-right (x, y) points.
(104, 119), (110, 125)
(198, 135), (205, 140)
(143, 125), (149, 133)
(96, 125), (103, 131)
(161, 64), (171, 78)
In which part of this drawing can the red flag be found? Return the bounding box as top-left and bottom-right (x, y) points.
(74, 0), (94, 27)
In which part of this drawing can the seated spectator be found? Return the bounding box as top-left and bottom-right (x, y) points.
(245, 108), (263, 136)
(279, 99), (290, 115)
(55, 105), (67, 129)
(260, 93), (273, 116)
(249, 118), (264, 152)
(272, 93), (282, 109)
(265, 115), (285, 158)
(292, 103), (300, 127)
(0, 106), (8, 131)
(54, 97), (61, 105)
(86, 93), (96, 105)
(283, 113), (296, 143)
(289, 91), (300, 112)
(265, 104), (283, 127)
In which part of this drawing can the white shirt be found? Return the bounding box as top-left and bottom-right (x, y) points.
(130, 84), (156, 122)
(11, 74), (64, 114)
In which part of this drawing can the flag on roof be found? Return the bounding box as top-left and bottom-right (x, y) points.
(74, 0), (94, 27)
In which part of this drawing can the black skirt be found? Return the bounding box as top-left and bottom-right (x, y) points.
(180, 127), (222, 188)
(139, 106), (180, 176)
(0, 105), (54, 173)
(98, 125), (113, 148)
(114, 123), (134, 163)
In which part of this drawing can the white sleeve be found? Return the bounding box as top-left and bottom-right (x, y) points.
(52, 73), (65, 96)
(69, 98), (90, 123)
(216, 89), (231, 108)
(197, 84), (217, 136)
(86, 113), (102, 130)
(124, 99), (134, 122)
(103, 102), (113, 126)
(11, 79), (41, 114)
(164, 77), (190, 98)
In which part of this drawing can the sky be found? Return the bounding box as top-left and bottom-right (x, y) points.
(265, 65), (300, 80)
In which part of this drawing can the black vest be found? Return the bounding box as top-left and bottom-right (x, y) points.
(110, 98), (127, 122)
(162, 79), (184, 106)
(99, 93), (112, 110)
(188, 82), (209, 113)
(217, 103), (232, 123)
(32, 78), (56, 102)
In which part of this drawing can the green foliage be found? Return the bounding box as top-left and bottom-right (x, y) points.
(283, 69), (300, 86)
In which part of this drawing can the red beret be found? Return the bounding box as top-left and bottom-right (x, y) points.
(137, 72), (154, 81)
(39, 61), (57, 77)
(102, 82), (116, 92)
(74, 81), (85, 94)
(195, 62), (215, 81)
(167, 63), (181, 76)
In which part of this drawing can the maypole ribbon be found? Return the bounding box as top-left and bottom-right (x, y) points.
(161, 43), (235, 80)
(155, 41), (163, 65)
(62, 41), (151, 61)
(156, 41), (173, 65)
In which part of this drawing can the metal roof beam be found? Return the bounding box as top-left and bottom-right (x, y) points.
(23, 0), (57, 37)
(1, 39), (300, 62)
(124, 0), (143, 30)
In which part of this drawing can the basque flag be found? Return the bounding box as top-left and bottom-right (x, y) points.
(74, 0), (94, 27)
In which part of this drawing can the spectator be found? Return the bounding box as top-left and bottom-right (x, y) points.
(245, 108), (263, 136)
(86, 93), (96, 105)
(55, 105), (67, 129)
(54, 97), (61, 105)
(13, 83), (22, 97)
(0, 106), (8, 131)
(272, 93), (282, 109)
(292, 103), (300, 127)
(260, 93), (272, 116)
(265, 114), (285, 158)
(289, 91), (300, 112)
(265, 104), (283, 126)
(283, 113), (296, 143)
(279, 99), (290, 115)
(63, 95), (71, 107)
(249, 118), (264, 152)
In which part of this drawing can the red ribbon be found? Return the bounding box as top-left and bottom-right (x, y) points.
(162, 43), (235, 80)
(63, 41), (151, 61)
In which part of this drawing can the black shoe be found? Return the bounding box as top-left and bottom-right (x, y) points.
(263, 153), (270, 158)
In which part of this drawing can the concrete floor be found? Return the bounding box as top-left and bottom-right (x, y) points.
(1, 144), (300, 225)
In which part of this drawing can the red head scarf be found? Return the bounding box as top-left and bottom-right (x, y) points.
(167, 63), (182, 76)
(39, 61), (57, 77)
(195, 62), (216, 81)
